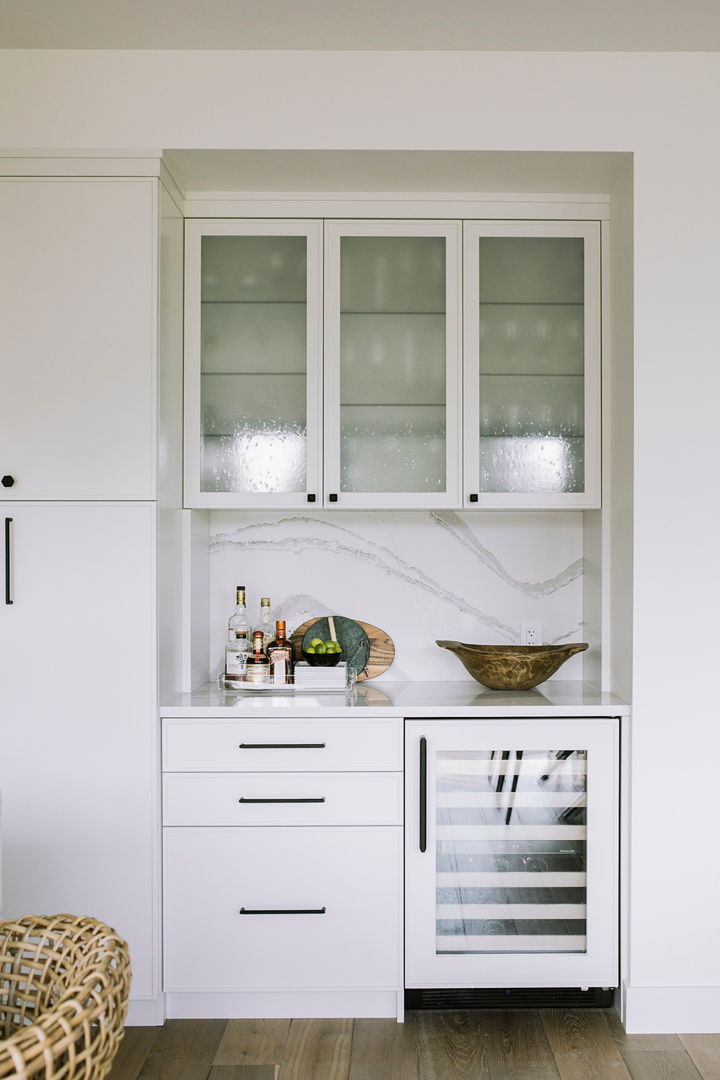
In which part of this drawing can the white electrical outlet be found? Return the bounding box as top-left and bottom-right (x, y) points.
(521, 620), (542, 646)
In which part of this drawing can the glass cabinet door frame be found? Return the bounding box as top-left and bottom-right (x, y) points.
(183, 218), (323, 509)
(462, 220), (602, 509)
(323, 219), (462, 509)
(405, 717), (619, 990)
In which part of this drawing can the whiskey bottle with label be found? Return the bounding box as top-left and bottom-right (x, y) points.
(224, 585), (250, 687)
(266, 620), (294, 685)
(244, 629), (270, 684)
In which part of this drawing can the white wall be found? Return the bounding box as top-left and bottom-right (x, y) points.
(2, 48), (719, 1031)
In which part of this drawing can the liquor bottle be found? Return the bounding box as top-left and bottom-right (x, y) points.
(266, 620), (294, 685)
(244, 629), (270, 683)
(224, 585), (250, 686)
(254, 596), (273, 651)
(228, 586), (250, 644)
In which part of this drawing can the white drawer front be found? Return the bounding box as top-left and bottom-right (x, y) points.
(162, 718), (402, 772)
(163, 771), (402, 826)
(163, 826), (402, 991)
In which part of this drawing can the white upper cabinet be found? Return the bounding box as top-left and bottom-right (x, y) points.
(323, 221), (461, 509)
(183, 214), (601, 511)
(0, 179), (157, 501)
(183, 220), (323, 508)
(463, 221), (601, 508)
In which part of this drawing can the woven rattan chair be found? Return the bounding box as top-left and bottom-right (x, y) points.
(0, 914), (132, 1080)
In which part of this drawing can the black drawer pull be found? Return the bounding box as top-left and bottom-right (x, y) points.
(238, 797), (326, 804)
(239, 906), (326, 916)
(238, 742), (326, 749)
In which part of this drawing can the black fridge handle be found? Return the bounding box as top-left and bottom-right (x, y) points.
(4, 517), (12, 605)
(419, 736), (427, 853)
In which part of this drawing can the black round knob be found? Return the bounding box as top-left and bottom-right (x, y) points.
(1, 475), (14, 488)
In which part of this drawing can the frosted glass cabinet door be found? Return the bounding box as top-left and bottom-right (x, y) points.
(184, 221), (323, 507)
(463, 222), (601, 508)
(324, 222), (461, 508)
(405, 719), (619, 989)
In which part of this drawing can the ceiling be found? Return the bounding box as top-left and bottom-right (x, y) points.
(1, 0), (719, 51)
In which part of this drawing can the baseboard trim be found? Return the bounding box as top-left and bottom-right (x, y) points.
(623, 983), (720, 1033)
(164, 989), (401, 1020)
(125, 995), (165, 1026)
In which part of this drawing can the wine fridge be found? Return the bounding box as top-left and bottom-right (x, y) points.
(405, 718), (619, 991)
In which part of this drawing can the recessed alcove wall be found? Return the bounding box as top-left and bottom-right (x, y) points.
(172, 149), (633, 697)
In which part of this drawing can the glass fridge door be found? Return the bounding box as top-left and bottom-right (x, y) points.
(405, 719), (618, 989)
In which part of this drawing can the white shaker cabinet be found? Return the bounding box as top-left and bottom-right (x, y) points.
(323, 220), (461, 509)
(183, 220), (323, 509)
(0, 502), (158, 1001)
(463, 221), (601, 508)
(162, 717), (404, 1019)
(183, 218), (462, 509)
(0, 178), (157, 501)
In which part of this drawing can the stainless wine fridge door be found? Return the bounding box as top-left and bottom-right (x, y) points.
(405, 718), (619, 989)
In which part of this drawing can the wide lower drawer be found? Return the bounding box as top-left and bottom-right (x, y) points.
(163, 826), (402, 991)
(163, 771), (402, 825)
(162, 718), (402, 772)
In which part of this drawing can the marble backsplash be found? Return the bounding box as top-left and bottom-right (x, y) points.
(208, 509), (585, 683)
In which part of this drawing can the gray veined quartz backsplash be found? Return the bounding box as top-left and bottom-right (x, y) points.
(208, 509), (585, 683)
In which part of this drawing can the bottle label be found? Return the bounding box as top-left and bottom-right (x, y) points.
(244, 661), (270, 683)
(226, 648), (248, 676)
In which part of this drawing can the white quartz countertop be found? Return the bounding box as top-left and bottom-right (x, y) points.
(160, 680), (629, 718)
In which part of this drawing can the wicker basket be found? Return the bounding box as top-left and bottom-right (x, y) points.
(0, 914), (132, 1080)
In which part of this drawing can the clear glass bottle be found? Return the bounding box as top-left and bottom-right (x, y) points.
(254, 596), (273, 651)
(244, 629), (270, 683)
(266, 620), (294, 685)
(224, 585), (250, 686)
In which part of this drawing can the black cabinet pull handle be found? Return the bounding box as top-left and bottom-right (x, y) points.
(1, 475), (15, 488)
(238, 797), (326, 804)
(307, 493), (316, 502)
(468, 493), (479, 503)
(239, 907), (326, 916)
(238, 742), (326, 750)
(328, 493), (338, 502)
(4, 517), (12, 605)
(419, 736), (427, 853)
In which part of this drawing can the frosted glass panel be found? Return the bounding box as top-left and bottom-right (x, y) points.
(199, 235), (308, 494)
(339, 235), (447, 493)
(341, 406), (446, 493)
(475, 236), (585, 495)
(435, 749), (588, 955)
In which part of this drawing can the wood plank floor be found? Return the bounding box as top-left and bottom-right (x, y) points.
(108, 1012), (720, 1080)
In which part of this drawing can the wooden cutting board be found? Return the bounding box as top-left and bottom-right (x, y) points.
(290, 617), (395, 681)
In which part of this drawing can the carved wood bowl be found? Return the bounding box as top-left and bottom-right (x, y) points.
(436, 640), (589, 690)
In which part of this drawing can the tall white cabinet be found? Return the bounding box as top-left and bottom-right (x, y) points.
(0, 162), (181, 1024)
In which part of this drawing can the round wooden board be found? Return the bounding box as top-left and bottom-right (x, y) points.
(290, 617), (395, 681)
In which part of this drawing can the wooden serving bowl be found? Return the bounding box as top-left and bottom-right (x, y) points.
(436, 640), (588, 690)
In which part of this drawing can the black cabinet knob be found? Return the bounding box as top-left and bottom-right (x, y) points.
(328, 493), (338, 503)
(1, 475), (15, 488)
(468, 493), (479, 503)
(307, 493), (316, 503)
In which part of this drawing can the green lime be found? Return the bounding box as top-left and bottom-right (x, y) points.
(314, 642), (327, 654)
(310, 637), (324, 648)
(304, 645), (316, 654)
